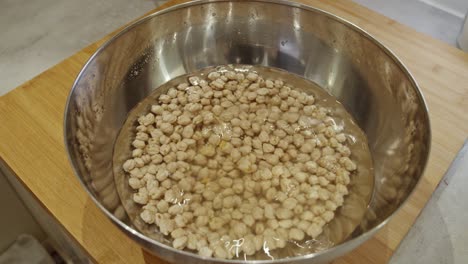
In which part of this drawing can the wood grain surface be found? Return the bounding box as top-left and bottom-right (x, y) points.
(0, 0), (467, 263)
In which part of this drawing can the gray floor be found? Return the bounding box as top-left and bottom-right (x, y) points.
(0, 0), (467, 263)
(0, 0), (162, 95)
(390, 141), (468, 264)
(353, 0), (465, 46)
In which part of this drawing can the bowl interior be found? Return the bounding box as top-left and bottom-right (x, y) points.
(65, 0), (430, 263)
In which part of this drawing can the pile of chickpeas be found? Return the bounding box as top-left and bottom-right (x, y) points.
(122, 68), (357, 259)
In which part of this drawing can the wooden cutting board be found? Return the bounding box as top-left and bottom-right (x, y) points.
(0, 0), (467, 263)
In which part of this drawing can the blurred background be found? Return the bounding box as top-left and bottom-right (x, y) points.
(0, 0), (467, 263)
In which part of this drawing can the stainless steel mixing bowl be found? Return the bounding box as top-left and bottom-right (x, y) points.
(64, 0), (431, 263)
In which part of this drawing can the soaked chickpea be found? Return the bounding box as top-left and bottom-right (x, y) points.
(121, 66), (364, 259)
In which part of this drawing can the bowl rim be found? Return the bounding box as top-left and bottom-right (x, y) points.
(63, 0), (432, 262)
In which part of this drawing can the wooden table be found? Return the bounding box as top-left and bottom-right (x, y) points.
(0, 0), (467, 263)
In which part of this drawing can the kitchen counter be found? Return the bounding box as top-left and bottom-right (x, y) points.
(0, 0), (467, 263)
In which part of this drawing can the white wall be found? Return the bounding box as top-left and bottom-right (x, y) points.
(420, 0), (468, 18)
(0, 169), (45, 252)
(1, 164), (91, 262)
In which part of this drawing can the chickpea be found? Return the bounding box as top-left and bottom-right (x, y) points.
(124, 67), (363, 259)
(283, 197), (298, 210)
(307, 223), (323, 239)
(276, 208), (293, 220)
(199, 246), (213, 257)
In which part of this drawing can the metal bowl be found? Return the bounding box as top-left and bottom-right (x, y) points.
(64, 0), (431, 263)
